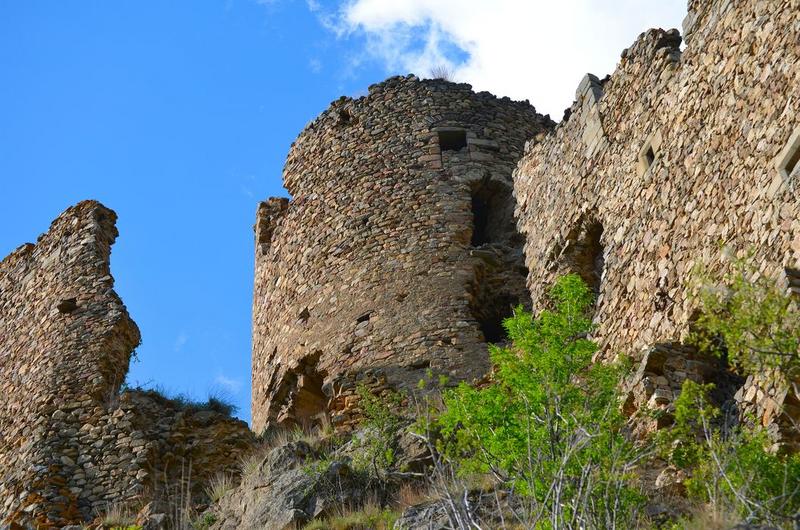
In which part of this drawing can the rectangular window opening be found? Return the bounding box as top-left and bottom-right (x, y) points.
(438, 130), (468, 152)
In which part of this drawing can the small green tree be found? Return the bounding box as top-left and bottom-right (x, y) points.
(435, 274), (644, 529)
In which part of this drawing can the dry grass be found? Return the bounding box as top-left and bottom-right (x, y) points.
(429, 65), (454, 81)
(672, 503), (742, 530)
(204, 472), (235, 503)
(301, 500), (398, 530)
(394, 482), (430, 510)
(238, 447), (268, 477)
(239, 425), (334, 478)
(100, 502), (137, 528)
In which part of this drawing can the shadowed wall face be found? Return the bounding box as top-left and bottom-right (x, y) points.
(252, 75), (554, 434)
(513, 0), (800, 439)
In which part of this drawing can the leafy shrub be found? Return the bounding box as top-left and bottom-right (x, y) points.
(434, 274), (645, 528)
(692, 254), (800, 380)
(351, 384), (405, 477)
(660, 254), (800, 527)
(662, 380), (800, 527)
(191, 512), (218, 530)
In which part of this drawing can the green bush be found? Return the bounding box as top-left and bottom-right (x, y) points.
(692, 254), (800, 380)
(434, 274), (644, 528)
(192, 512), (218, 530)
(660, 254), (800, 527)
(662, 380), (800, 527)
(351, 384), (405, 477)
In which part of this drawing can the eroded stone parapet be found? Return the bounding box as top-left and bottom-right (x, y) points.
(255, 198), (290, 256)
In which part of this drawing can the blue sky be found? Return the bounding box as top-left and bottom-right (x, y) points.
(0, 0), (685, 423)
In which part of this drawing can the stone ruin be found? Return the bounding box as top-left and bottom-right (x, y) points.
(0, 201), (255, 528)
(251, 0), (800, 444)
(513, 0), (800, 440)
(251, 75), (554, 434)
(2, 0), (800, 526)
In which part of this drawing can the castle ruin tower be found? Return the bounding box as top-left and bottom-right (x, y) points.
(252, 75), (553, 433)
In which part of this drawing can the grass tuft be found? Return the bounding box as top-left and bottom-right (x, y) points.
(204, 473), (235, 503)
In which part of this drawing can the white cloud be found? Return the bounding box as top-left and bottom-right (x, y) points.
(318, 0), (687, 117)
(214, 374), (244, 394)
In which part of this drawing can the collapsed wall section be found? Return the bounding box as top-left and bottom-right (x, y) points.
(252, 75), (553, 433)
(0, 201), (254, 527)
(513, 0), (800, 436)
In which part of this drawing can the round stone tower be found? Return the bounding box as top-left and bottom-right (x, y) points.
(252, 75), (552, 433)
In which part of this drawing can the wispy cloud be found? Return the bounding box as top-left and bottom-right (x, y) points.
(174, 331), (188, 352)
(214, 374), (244, 394)
(309, 0), (686, 117)
(308, 57), (323, 74)
(240, 174), (257, 198)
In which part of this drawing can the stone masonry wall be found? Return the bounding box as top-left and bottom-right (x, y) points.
(0, 201), (254, 528)
(513, 0), (800, 438)
(252, 75), (553, 433)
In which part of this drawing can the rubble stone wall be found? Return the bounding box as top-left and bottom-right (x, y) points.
(0, 201), (254, 528)
(513, 0), (800, 434)
(252, 75), (553, 433)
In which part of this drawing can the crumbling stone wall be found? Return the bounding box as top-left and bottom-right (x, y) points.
(252, 75), (553, 433)
(513, 0), (800, 436)
(0, 201), (254, 528)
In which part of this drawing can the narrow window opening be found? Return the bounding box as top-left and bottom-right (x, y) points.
(438, 129), (467, 152)
(644, 146), (656, 168)
(471, 194), (490, 246)
(776, 129), (800, 185)
(337, 108), (354, 126)
(409, 359), (431, 370)
(785, 267), (800, 298)
(298, 307), (310, 324)
(638, 130), (663, 176)
(786, 146), (800, 177)
(57, 297), (77, 314)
